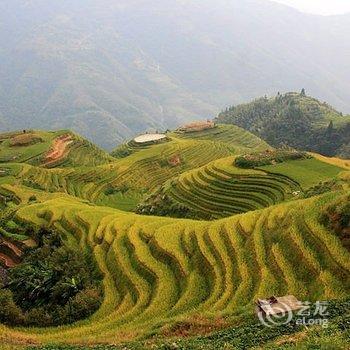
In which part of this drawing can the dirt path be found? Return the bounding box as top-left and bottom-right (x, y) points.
(44, 134), (74, 166)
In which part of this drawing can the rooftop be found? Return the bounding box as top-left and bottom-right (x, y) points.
(134, 133), (167, 143)
(256, 295), (303, 316)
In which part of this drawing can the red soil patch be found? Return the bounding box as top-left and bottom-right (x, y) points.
(44, 134), (74, 166)
(0, 240), (23, 268)
(0, 253), (16, 268)
(2, 241), (22, 257)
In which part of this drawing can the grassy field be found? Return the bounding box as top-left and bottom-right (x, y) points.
(0, 126), (349, 349)
(309, 152), (350, 170)
(260, 158), (344, 189)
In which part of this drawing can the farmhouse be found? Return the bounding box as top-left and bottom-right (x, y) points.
(256, 295), (303, 316)
(177, 120), (215, 133)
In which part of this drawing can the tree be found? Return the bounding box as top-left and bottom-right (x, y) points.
(301, 88), (306, 96)
(0, 289), (24, 325)
(326, 120), (334, 135)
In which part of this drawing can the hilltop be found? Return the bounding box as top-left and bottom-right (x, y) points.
(0, 126), (349, 349)
(216, 92), (350, 158)
(0, 130), (113, 168)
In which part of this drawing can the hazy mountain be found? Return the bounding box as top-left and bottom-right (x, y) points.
(1, 0), (350, 149)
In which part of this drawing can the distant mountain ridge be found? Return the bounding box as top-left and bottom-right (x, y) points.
(1, 0), (350, 149)
(216, 91), (350, 158)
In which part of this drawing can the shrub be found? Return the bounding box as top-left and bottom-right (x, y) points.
(0, 289), (25, 325)
(9, 133), (43, 147)
(28, 195), (37, 202)
(25, 307), (53, 326)
(235, 149), (310, 168)
(304, 180), (341, 198)
(3, 227), (103, 327)
(104, 184), (129, 196)
(67, 287), (101, 320)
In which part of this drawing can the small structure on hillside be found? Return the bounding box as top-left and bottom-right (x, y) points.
(256, 295), (303, 316)
(134, 133), (167, 144)
(177, 120), (216, 133)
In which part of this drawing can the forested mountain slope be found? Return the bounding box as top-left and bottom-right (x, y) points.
(217, 92), (350, 158)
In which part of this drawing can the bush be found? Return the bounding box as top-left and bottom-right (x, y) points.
(28, 195), (37, 202)
(0, 289), (25, 325)
(25, 307), (53, 326)
(234, 149), (310, 168)
(104, 184), (129, 196)
(321, 196), (350, 250)
(304, 180), (341, 198)
(67, 288), (101, 320)
(2, 227), (103, 327)
(9, 133), (43, 147)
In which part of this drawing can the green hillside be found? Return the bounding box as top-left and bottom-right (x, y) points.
(1, 125), (270, 211)
(1, 186), (349, 348)
(136, 156), (345, 220)
(0, 127), (349, 349)
(0, 130), (114, 168)
(216, 92), (350, 158)
(0, 130), (64, 165)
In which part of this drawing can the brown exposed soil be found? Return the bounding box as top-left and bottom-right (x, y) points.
(0, 240), (23, 268)
(178, 120), (215, 133)
(161, 315), (229, 338)
(44, 134), (74, 166)
(9, 133), (43, 147)
(0, 253), (16, 268)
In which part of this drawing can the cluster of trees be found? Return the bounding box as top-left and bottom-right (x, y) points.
(0, 228), (103, 327)
(234, 149), (309, 168)
(321, 196), (350, 251)
(217, 91), (350, 158)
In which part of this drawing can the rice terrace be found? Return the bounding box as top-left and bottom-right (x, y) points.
(1, 1), (350, 348)
(0, 115), (349, 350)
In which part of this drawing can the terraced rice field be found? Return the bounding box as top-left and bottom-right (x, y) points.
(138, 157), (332, 219)
(0, 130), (65, 165)
(1, 190), (349, 346)
(42, 134), (114, 168)
(0, 130), (113, 168)
(0, 126), (268, 210)
(0, 125), (349, 348)
(172, 124), (271, 151)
